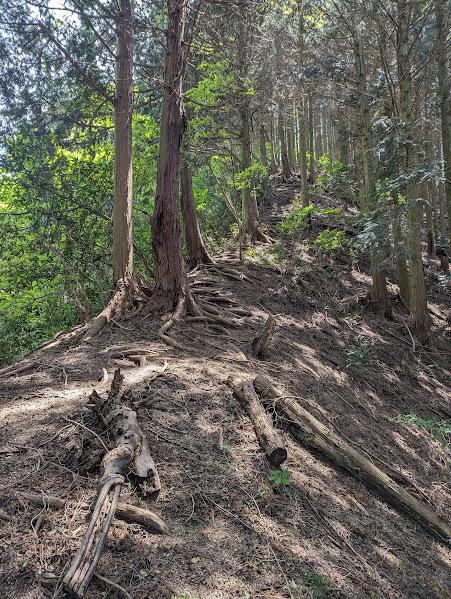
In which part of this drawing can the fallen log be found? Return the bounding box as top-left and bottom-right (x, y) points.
(228, 375), (287, 467)
(16, 492), (168, 533)
(63, 369), (161, 597)
(253, 375), (451, 546)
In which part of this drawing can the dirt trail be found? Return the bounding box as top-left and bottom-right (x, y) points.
(1, 179), (450, 599)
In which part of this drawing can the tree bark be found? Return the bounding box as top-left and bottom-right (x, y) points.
(397, 2), (430, 342)
(355, 27), (390, 316)
(278, 103), (291, 180)
(308, 97), (317, 184)
(298, 97), (309, 207)
(180, 124), (213, 269)
(228, 376), (287, 467)
(151, 0), (193, 308)
(113, 0), (136, 287)
(259, 123), (268, 168)
(435, 0), (451, 248)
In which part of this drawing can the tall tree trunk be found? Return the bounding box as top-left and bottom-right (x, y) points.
(355, 28), (390, 316)
(259, 123), (268, 168)
(113, 0), (136, 288)
(278, 102), (291, 180)
(308, 97), (317, 184)
(240, 100), (258, 239)
(436, 0), (451, 248)
(298, 98), (309, 207)
(151, 0), (193, 307)
(269, 117), (278, 173)
(398, 1), (430, 343)
(180, 127), (213, 269)
(316, 111), (323, 158)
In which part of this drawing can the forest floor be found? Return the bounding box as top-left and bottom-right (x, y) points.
(0, 178), (450, 599)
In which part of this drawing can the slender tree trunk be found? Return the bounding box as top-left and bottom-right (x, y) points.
(151, 0), (193, 308)
(355, 28), (390, 316)
(436, 0), (451, 248)
(180, 127), (213, 269)
(240, 100), (258, 238)
(298, 98), (309, 207)
(269, 117), (278, 173)
(259, 123), (268, 168)
(316, 111), (323, 158)
(425, 183), (436, 257)
(278, 102), (291, 180)
(308, 96), (316, 184)
(113, 0), (136, 287)
(398, 1), (430, 342)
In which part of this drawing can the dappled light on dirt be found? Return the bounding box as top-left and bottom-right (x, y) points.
(1, 179), (450, 599)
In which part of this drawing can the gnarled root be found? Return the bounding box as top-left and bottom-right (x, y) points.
(83, 279), (137, 343)
(63, 370), (161, 597)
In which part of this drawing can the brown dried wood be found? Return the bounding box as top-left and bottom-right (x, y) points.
(16, 492), (167, 533)
(228, 375), (287, 467)
(253, 375), (451, 546)
(63, 369), (161, 597)
(252, 315), (276, 358)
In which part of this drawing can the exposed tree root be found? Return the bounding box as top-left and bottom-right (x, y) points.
(158, 296), (191, 351)
(83, 278), (137, 343)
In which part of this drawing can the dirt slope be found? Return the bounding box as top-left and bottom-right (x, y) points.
(0, 179), (450, 599)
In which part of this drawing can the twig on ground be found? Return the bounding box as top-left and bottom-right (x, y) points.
(62, 417), (108, 451)
(94, 573), (132, 599)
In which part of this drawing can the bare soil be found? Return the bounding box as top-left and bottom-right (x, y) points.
(1, 178), (450, 599)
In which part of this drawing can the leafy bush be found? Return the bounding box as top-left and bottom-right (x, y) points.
(314, 228), (347, 253)
(278, 204), (316, 235)
(346, 335), (374, 368)
(269, 468), (292, 486)
(392, 413), (451, 447)
(315, 154), (349, 196)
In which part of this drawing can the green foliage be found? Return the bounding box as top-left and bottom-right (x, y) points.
(392, 413), (451, 448)
(278, 204), (316, 235)
(287, 572), (332, 598)
(346, 335), (374, 368)
(234, 162), (269, 200)
(269, 468), (292, 486)
(315, 154), (348, 195)
(314, 228), (346, 253)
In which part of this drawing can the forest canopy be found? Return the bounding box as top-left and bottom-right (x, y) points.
(0, 0), (450, 363)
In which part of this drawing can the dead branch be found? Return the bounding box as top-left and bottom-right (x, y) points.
(63, 369), (161, 596)
(94, 573), (132, 599)
(15, 492), (167, 533)
(228, 375), (287, 467)
(253, 376), (451, 546)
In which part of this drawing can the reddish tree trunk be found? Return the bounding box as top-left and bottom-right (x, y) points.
(113, 0), (136, 288)
(180, 131), (213, 269)
(151, 0), (192, 307)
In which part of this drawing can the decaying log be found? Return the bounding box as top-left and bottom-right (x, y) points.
(15, 492), (168, 533)
(63, 369), (161, 597)
(228, 375), (287, 467)
(253, 376), (451, 545)
(251, 315), (276, 358)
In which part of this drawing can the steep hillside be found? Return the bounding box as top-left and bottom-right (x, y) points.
(1, 179), (450, 599)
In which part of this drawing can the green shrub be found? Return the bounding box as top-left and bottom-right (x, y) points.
(278, 204), (316, 236)
(314, 228), (346, 253)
